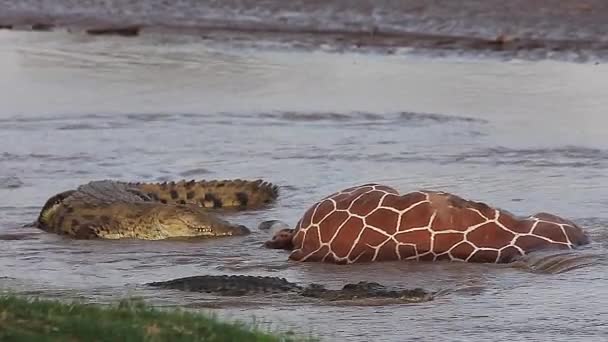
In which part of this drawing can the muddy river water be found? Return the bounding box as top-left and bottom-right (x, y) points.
(1, 2), (608, 341)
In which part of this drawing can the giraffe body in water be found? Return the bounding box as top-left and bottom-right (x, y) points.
(263, 183), (589, 264)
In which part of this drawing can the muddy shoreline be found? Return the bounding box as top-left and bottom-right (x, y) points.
(2, 0), (608, 60)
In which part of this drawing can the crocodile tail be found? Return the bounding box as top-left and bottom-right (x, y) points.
(132, 179), (279, 209)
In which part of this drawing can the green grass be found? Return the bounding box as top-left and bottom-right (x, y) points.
(0, 295), (315, 342)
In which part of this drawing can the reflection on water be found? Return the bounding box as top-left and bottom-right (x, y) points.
(1, 31), (608, 341)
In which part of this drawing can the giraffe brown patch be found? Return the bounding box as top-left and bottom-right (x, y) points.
(427, 192), (456, 213)
(441, 207), (487, 232)
(466, 222), (514, 249)
(498, 246), (523, 263)
(351, 247), (374, 263)
(348, 243), (376, 262)
(448, 242), (475, 260)
(170, 190), (179, 199)
(394, 229), (431, 253)
(291, 228), (305, 248)
(563, 225), (589, 245)
(330, 216), (365, 258)
(433, 232), (464, 254)
(497, 211), (529, 233)
(398, 202), (433, 231)
(448, 194), (489, 211)
(332, 193), (357, 210)
(303, 245), (331, 262)
(435, 253), (452, 261)
(373, 185), (399, 194)
(398, 244), (417, 259)
(349, 190), (385, 216)
(312, 199), (335, 224)
(514, 235), (560, 252)
(457, 197), (497, 219)
(186, 191), (195, 200)
(178, 200), (186, 205)
(365, 208), (399, 234)
(533, 212), (573, 225)
(381, 192), (427, 211)
(375, 239), (398, 261)
(468, 249), (499, 263)
(343, 184), (374, 194)
(429, 207), (451, 232)
(299, 225), (322, 253)
(514, 219), (537, 234)
(288, 247), (306, 261)
(359, 226), (390, 247)
(331, 257), (349, 265)
(430, 205), (473, 232)
(298, 206), (315, 229)
(235, 192), (249, 207)
(532, 222), (568, 243)
(419, 253), (435, 261)
(318, 211), (350, 243)
(160, 199), (168, 204)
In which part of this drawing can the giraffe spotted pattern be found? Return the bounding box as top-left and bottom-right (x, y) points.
(286, 184), (589, 264)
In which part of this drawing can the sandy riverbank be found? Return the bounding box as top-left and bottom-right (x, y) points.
(1, 0), (607, 60)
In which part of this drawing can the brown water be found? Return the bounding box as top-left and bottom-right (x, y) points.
(1, 17), (608, 342)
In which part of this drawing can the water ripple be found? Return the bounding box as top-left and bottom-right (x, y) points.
(445, 146), (608, 169)
(0, 110), (485, 131)
(0, 176), (24, 189)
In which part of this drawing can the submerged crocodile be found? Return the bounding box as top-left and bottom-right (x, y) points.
(147, 275), (432, 303)
(35, 179), (278, 239)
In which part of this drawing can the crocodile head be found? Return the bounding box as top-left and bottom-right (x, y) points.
(35, 181), (255, 240)
(36, 189), (76, 229)
(154, 204), (251, 238)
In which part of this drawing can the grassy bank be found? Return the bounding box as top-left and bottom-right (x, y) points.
(0, 295), (314, 342)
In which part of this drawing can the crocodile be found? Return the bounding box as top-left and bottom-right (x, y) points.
(147, 275), (432, 303)
(35, 179), (278, 240)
